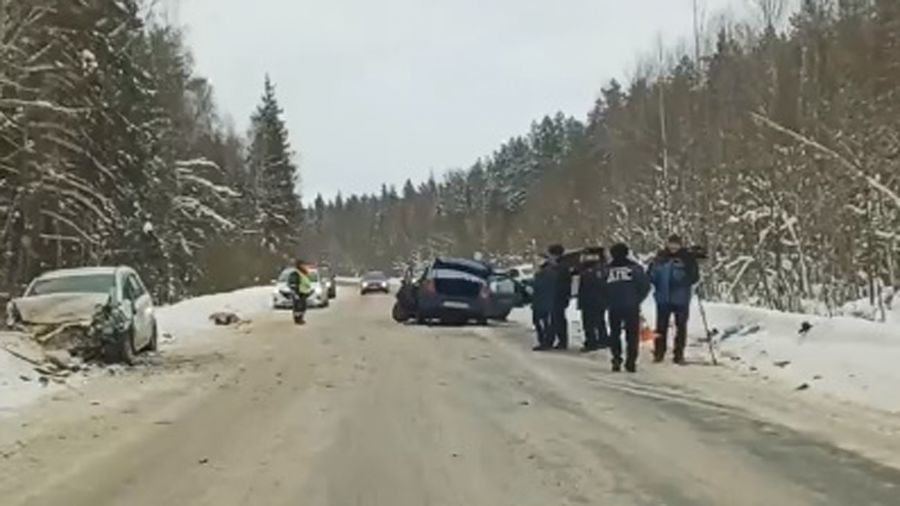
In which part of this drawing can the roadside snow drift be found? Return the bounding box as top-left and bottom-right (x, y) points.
(693, 301), (900, 414)
(156, 286), (273, 347)
(0, 333), (54, 415)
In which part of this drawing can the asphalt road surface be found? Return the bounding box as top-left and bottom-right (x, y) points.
(1, 292), (899, 506)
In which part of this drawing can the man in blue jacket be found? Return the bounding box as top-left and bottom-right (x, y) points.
(649, 235), (700, 364)
(604, 243), (651, 372)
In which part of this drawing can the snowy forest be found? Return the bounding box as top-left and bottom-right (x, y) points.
(308, 0), (900, 316)
(0, 1), (304, 302)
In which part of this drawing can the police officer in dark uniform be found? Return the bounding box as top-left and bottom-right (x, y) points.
(531, 257), (556, 351)
(577, 247), (608, 352)
(603, 243), (651, 372)
(547, 244), (572, 350)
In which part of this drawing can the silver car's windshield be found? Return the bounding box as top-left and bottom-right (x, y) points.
(278, 269), (293, 282)
(279, 268), (319, 282)
(27, 274), (115, 296)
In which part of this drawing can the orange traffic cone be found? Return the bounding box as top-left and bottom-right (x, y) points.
(639, 315), (656, 343)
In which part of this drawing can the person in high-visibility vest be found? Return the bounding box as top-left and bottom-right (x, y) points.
(287, 259), (313, 324)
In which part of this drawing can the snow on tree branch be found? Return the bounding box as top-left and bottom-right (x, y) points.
(751, 113), (900, 210)
(173, 197), (237, 231)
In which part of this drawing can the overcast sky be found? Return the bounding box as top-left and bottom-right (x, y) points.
(178, 0), (747, 201)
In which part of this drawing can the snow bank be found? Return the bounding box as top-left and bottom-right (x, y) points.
(837, 289), (898, 325)
(691, 301), (900, 414)
(510, 295), (900, 413)
(0, 333), (56, 415)
(157, 286), (273, 347)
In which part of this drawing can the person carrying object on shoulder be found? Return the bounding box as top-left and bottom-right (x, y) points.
(648, 234), (700, 365)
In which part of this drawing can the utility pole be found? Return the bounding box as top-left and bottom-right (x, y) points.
(163, 0), (181, 25)
(0, 0), (6, 41)
(658, 41), (672, 233)
(692, 0), (712, 252)
(693, 0), (702, 64)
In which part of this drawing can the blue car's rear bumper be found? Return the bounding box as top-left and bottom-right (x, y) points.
(418, 295), (488, 320)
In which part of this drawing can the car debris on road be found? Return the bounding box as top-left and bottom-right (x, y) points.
(208, 312), (244, 326)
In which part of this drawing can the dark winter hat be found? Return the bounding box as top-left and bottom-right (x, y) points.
(610, 243), (629, 260)
(667, 234), (683, 244)
(547, 244), (565, 257)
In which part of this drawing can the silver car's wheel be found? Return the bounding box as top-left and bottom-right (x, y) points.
(104, 326), (136, 365)
(146, 320), (159, 352)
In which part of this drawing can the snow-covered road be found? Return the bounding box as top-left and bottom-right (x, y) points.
(5, 282), (899, 418)
(0, 291), (898, 505)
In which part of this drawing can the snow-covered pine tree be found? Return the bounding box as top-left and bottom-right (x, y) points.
(246, 76), (303, 256)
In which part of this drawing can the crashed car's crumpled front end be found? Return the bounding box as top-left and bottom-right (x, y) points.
(89, 300), (132, 354)
(8, 293), (130, 361)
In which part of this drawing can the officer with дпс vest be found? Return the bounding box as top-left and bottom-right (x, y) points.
(603, 243), (651, 373)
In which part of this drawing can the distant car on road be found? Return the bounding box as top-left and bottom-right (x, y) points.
(305, 267), (331, 308)
(7, 266), (158, 364)
(507, 268), (533, 307)
(272, 267), (330, 310)
(394, 258), (490, 325)
(360, 271), (390, 294)
(511, 263), (535, 281)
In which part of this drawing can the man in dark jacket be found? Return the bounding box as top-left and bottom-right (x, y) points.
(649, 234), (700, 364)
(547, 244), (572, 350)
(603, 243), (651, 372)
(577, 248), (607, 352)
(531, 258), (556, 351)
